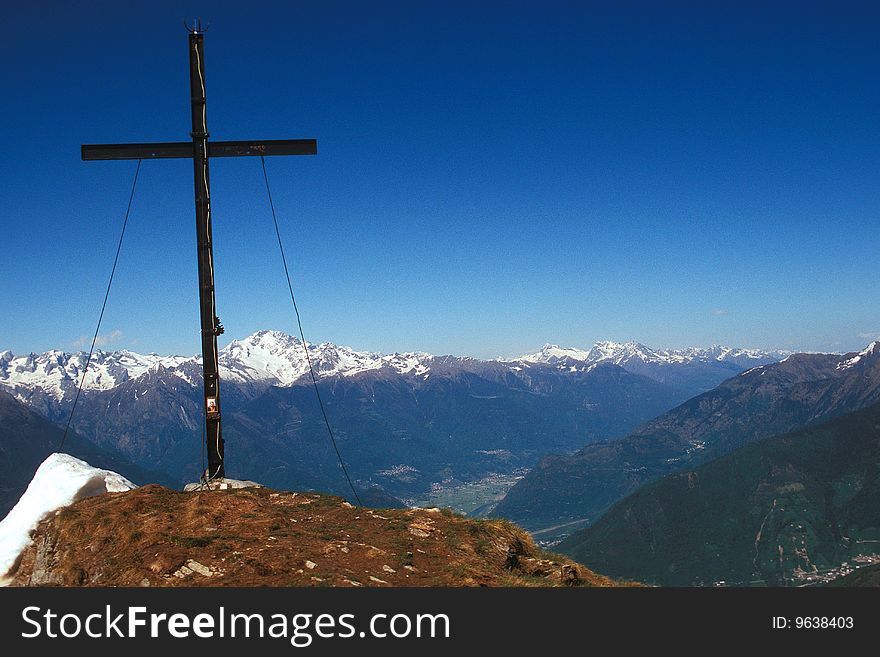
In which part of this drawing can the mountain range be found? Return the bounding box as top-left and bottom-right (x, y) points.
(0, 331), (785, 511)
(493, 342), (880, 536)
(0, 333), (787, 414)
(559, 400), (880, 586)
(517, 342), (789, 397)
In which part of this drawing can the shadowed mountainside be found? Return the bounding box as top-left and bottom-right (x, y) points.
(559, 402), (880, 586)
(0, 390), (173, 517)
(495, 344), (880, 533)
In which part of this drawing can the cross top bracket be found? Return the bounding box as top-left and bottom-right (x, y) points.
(184, 18), (208, 34)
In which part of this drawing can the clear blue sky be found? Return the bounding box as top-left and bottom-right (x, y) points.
(1, 1), (878, 359)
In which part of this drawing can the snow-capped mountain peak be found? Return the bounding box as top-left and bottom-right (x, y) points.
(587, 341), (661, 365)
(219, 330), (310, 385)
(518, 344), (593, 363)
(516, 340), (671, 366)
(218, 331), (432, 385)
(837, 341), (880, 371)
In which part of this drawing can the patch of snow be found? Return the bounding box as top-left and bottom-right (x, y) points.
(738, 364), (769, 377)
(0, 453), (135, 584)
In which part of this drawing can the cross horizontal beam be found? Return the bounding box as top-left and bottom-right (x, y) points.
(81, 139), (317, 161)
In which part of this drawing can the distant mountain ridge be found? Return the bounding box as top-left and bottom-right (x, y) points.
(514, 341), (789, 397)
(0, 331), (788, 410)
(516, 341), (788, 368)
(494, 341), (880, 534)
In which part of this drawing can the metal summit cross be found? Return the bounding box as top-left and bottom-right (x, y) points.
(81, 23), (317, 482)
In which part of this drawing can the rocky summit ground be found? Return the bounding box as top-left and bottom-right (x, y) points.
(10, 485), (624, 587)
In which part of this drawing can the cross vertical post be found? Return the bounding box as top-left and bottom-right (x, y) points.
(188, 30), (225, 479)
(80, 27), (317, 484)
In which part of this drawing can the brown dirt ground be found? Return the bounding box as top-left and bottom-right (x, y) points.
(10, 485), (632, 587)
